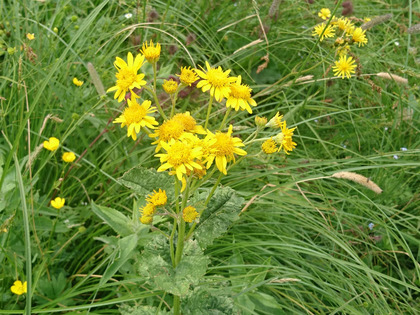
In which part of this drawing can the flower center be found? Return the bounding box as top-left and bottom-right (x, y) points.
(167, 142), (192, 166)
(123, 103), (147, 124)
(213, 133), (234, 156)
(229, 83), (250, 99)
(116, 68), (136, 90)
(158, 120), (185, 142)
(206, 68), (230, 87)
(143, 47), (160, 60)
(181, 70), (196, 83)
(174, 114), (196, 131)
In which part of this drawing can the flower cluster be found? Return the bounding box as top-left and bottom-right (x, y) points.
(140, 189), (167, 224)
(261, 112), (297, 155)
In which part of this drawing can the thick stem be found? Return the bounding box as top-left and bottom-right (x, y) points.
(204, 94), (214, 129)
(173, 295), (180, 315)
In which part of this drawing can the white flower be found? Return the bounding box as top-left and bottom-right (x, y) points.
(124, 13), (133, 19)
(368, 223), (374, 230)
(393, 155), (399, 160)
(401, 147), (407, 151)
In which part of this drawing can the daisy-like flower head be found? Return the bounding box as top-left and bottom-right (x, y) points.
(261, 138), (278, 154)
(318, 8), (331, 20)
(177, 66), (198, 86)
(333, 55), (356, 79)
(183, 206), (199, 223)
(62, 152), (76, 163)
(107, 52), (146, 102)
(51, 197), (65, 209)
(207, 125), (247, 175)
(266, 112), (285, 129)
(150, 118), (186, 152)
(43, 137), (60, 151)
(273, 123), (297, 154)
(26, 33), (35, 40)
(312, 23), (336, 41)
(140, 203), (156, 217)
(140, 215), (153, 224)
(113, 96), (158, 140)
(73, 77), (84, 87)
(163, 79), (178, 94)
(156, 138), (203, 180)
(335, 17), (353, 32)
(146, 189), (167, 207)
(195, 61), (237, 102)
(172, 112), (206, 134)
(351, 27), (368, 47)
(140, 40), (161, 63)
(11, 280), (27, 295)
(226, 75), (257, 114)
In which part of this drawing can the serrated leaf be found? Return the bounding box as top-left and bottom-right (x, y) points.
(90, 201), (133, 236)
(183, 287), (236, 315)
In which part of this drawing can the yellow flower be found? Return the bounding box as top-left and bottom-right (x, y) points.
(261, 138), (278, 154)
(140, 203), (156, 216)
(337, 44), (351, 57)
(226, 75), (257, 114)
(255, 116), (268, 127)
(150, 119), (186, 152)
(177, 66), (198, 86)
(62, 152), (76, 163)
(140, 40), (161, 63)
(11, 280), (27, 295)
(156, 138), (203, 180)
(195, 61), (237, 102)
(26, 33), (35, 40)
(333, 55), (356, 79)
(163, 79), (178, 94)
(318, 8), (331, 20)
(172, 112), (206, 134)
(43, 137), (60, 151)
(335, 17), (353, 32)
(312, 23), (336, 41)
(107, 52), (146, 102)
(364, 17), (371, 22)
(113, 96), (158, 140)
(206, 125), (247, 175)
(140, 215), (153, 224)
(351, 27), (368, 47)
(146, 189), (167, 207)
(51, 197), (65, 209)
(273, 123), (297, 154)
(73, 77), (84, 87)
(266, 112), (285, 129)
(183, 206), (199, 223)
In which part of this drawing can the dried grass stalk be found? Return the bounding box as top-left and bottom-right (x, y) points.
(361, 13), (393, 30)
(332, 171), (383, 194)
(233, 39), (263, 55)
(26, 144), (44, 169)
(376, 72), (408, 85)
(407, 23), (420, 34)
(271, 278), (301, 283)
(268, 0), (281, 19)
(87, 62), (106, 96)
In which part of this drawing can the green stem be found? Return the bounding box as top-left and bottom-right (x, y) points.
(173, 295), (180, 315)
(219, 107), (232, 130)
(204, 94), (214, 129)
(170, 179), (180, 266)
(152, 62), (157, 93)
(170, 86), (181, 118)
(144, 86), (167, 120)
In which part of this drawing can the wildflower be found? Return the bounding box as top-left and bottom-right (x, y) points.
(43, 137), (60, 151)
(312, 23), (336, 41)
(140, 40), (161, 63)
(262, 138), (278, 154)
(26, 33), (35, 40)
(146, 189), (167, 207)
(318, 8), (331, 20)
(207, 125), (247, 175)
(177, 66), (199, 86)
(51, 197), (65, 209)
(273, 123), (297, 154)
(140, 215), (153, 224)
(62, 152), (76, 163)
(351, 27), (368, 46)
(163, 79), (178, 94)
(393, 155), (399, 160)
(183, 206), (199, 223)
(335, 17), (353, 33)
(401, 147), (407, 151)
(124, 13), (133, 19)
(140, 203), (156, 216)
(368, 222), (374, 230)
(266, 112), (285, 129)
(255, 116), (268, 127)
(73, 77), (84, 87)
(364, 17), (371, 23)
(11, 280), (27, 295)
(337, 44), (351, 57)
(226, 75), (257, 114)
(150, 118), (186, 152)
(107, 52), (146, 102)
(195, 61), (237, 102)
(172, 112), (206, 134)
(332, 55), (356, 79)
(113, 97), (158, 140)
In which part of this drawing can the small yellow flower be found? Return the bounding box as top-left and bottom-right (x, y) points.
(364, 17), (371, 22)
(255, 116), (268, 127)
(273, 123), (297, 154)
(183, 206), (199, 223)
(226, 75), (257, 114)
(140, 215), (153, 224)
(11, 280), (27, 295)
(51, 197), (65, 209)
(266, 112), (285, 129)
(337, 44), (351, 57)
(333, 55), (357, 79)
(351, 27), (368, 47)
(335, 17), (353, 32)
(312, 23), (336, 41)
(73, 77), (84, 87)
(172, 112), (206, 134)
(150, 118), (186, 152)
(43, 137), (60, 151)
(140, 40), (161, 63)
(146, 189), (167, 207)
(26, 33), (35, 40)
(318, 8), (331, 20)
(62, 152), (76, 163)
(261, 138), (278, 154)
(177, 66), (198, 86)
(162, 79), (178, 94)
(140, 203), (156, 216)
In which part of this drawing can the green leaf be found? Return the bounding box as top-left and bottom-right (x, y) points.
(182, 287), (236, 315)
(119, 304), (170, 315)
(90, 201), (133, 236)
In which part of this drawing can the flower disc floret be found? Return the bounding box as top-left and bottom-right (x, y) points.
(262, 138), (278, 154)
(163, 79), (178, 94)
(146, 189), (167, 207)
(226, 75), (257, 114)
(51, 197), (65, 209)
(333, 55), (356, 79)
(177, 66), (198, 86)
(172, 112), (206, 134)
(150, 118), (186, 151)
(141, 40), (161, 63)
(43, 137), (60, 151)
(312, 23), (336, 41)
(183, 206), (199, 223)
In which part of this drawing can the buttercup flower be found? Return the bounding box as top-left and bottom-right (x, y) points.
(73, 77), (84, 87)
(26, 33), (35, 40)
(226, 75), (257, 114)
(351, 27), (368, 46)
(62, 152), (76, 163)
(11, 280), (27, 295)
(107, 52), (146, 102)
(333, 55), (356, 79)
(140, 215), (153, 224)
(43, 137), (60, 151)
(51, 197), (65, 209)
(195, 61), (237, 102)
(163, 79), (178, 94)
(146, 189), (167, 207)
(183, 206), (199, 223)
(177, 66), (198, 86)
(318, 8), (331, 20)
(140, 40), (161, 63)
(266, 112), (285, 129)
(261, 138), (278, 154)
(150, 118), (186, 152)
(172, 112), (206, 134)
(273, 123), (297, 154)
(140, 203), (156, 216)
(113, 97), (158, 140)
(312, 23), (336, 41)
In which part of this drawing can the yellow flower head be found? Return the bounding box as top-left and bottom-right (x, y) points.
(140, 215), (153, 224)
(11, 280), (27, 295)
(51, 197), (65, 209)
(62, 152), (76, 163)
(172, 112), (206, 134)
(140, 40), (161, 63)
(351, 27), (368, 47)
(163, 79), (178, 94)
(113, 96), (158, 140)
(266, 112), (285, 129)
(312, 23), (336, 41)
(43, 137), (60, 151)
(146, 189), (167, 207)
(156, 138), (203, 180)
(150, 118), (186, 152)
(255, 116), (268, 127)
(273, 123), (297, 154)
(262, 138), (278, 154)
(107, 52), (146, 102)
(337, 44), (351, 57)
(177, 66), (198, 86)
(140, 203), (156, 217)
(26, 33), (35, 40)
(183, 206), (199, 223)
(333, 55), (356, 79)
(206, 125), (247, 175)
(318, 8), (331, 20)
(195, 61), (237, 102)
(73, 77), (84, 87)
(335, 17), (353, 33)
(226, 75), (257, 114)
